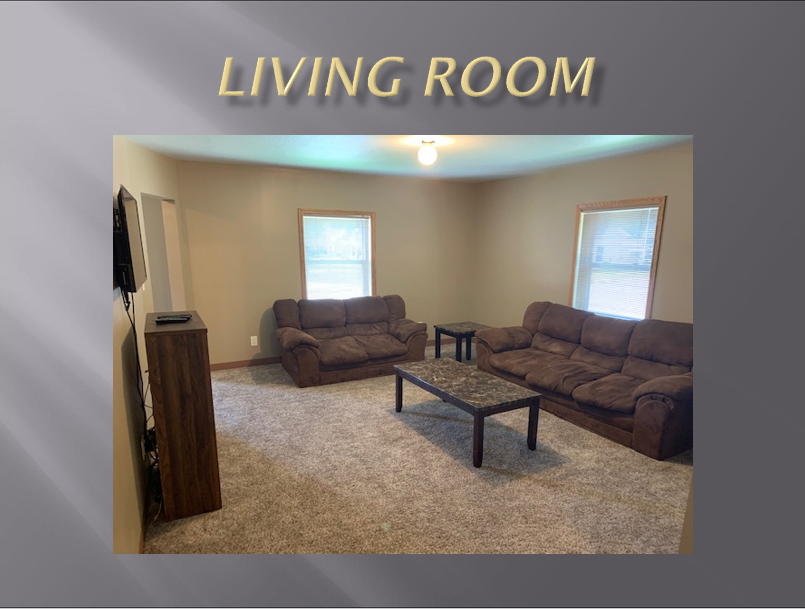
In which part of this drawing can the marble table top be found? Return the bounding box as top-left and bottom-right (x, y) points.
(394, 358), (540, 410)
(433, 321), (490, 335)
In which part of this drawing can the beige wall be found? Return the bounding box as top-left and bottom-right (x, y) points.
(112, 136), (179, 553)
(472, 144), (693, 327)
(176, 162), (480, 364)
(175, 145), (692, 364)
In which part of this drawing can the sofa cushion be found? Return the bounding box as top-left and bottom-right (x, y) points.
(629, 319), (693, 366)
(383, 295), (407, 322)
(388, 319), (427, 343)
(475, 326), (533, 353)
(273, 299), (301, 329)
(537, 303), (593, 343)
(571, 374), (644, 414)
(531, 332), (580, 357)
(346, 322), (389, 336)
(581, 315), (637, 356)
(306, 327), (348, 340)
(524, 359), (611, 395)
(489, 348), (563, 379)
(345, 296), (390, 324)
(633, 373), (693, 402)
(353, 334), (408, 360)
(570, 347), (625, 372)
(299, 299), (347, 329)
(317, 337), (369, 367)
(522, 301), (551, 335)
(621, 356), (690, 381)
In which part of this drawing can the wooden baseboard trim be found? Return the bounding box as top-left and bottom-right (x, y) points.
(426, 338), (456, 347)
(210, 356), (282, 371)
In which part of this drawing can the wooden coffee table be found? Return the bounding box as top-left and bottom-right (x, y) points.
(434, 322), (490, 362)
(393, 358), (541, 468)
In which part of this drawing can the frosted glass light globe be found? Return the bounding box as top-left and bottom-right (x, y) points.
(417, 143), (438, 166)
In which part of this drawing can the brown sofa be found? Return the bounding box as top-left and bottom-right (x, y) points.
(273, 295), (427, 387)
(475, 302), (693, 460)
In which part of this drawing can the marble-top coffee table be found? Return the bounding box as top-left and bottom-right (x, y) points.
(393, 358), (541, 468)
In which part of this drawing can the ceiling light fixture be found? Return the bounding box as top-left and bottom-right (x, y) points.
(417, 140), (438, 166)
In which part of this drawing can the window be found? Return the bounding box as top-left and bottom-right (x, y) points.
(570, 197), (666, 320)
(298, 209), (376, 299)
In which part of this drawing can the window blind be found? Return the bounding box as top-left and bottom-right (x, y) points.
(572, 206), (659, 320)
(302, 214), (372, 299)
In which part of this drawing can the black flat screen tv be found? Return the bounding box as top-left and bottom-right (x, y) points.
(113, 185), (147, 294)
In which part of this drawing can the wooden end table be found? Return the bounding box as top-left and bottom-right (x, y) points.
(434, 322), (490, 362)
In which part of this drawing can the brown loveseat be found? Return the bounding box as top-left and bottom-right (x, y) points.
(475, 302), (693, 460)
(273, 295), (427, 387)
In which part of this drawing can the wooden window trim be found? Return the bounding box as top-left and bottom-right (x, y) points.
(298, 209), (377, 300)
(569, 196), (666, 319)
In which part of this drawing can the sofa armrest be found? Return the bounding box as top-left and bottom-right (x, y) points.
(389, 318), (427, 343)
(633, 373), (693, 402)
(475, 326), (533, 353)
(633, 373), (693, 460)
(281, 345), (321, 388)
(275, 327), (320, 352)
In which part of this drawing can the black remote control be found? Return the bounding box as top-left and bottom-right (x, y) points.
(155, 315), (192, 324)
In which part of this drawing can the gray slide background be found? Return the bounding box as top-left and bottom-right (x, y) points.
(1, 1), (803, 606)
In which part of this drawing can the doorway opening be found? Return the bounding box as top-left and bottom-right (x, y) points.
(141, 195), (186, 312)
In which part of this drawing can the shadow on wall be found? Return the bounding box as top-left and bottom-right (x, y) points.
(256, 307), (280, 362)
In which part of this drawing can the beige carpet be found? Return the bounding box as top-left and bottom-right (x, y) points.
(144, 349), (693, 554)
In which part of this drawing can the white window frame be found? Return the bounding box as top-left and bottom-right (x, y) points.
(569, 197), (666, 320)
(298, 209), (377, 300)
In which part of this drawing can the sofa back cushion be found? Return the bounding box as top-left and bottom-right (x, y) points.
(530, 303), (591, 356)
(383, 295), (407, 322)
(570, 316), (635, 371)
(273, 299), (301, 330)
(581, 315), (637, 356)
(622, 319), (693, 380)
(522, 302), (551, 335)
(538, 303), (593, 343)
(531, 333), (579, 357)
(306, 327), (348, 340)
(629, 319), (693, 365)
(299, 299), (347, 329)
(345, 296), (390, 324)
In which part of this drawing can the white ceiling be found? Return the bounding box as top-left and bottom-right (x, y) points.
(127, 135), (692, 182)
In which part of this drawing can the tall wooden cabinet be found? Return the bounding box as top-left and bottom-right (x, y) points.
(144, 311), (222, 521)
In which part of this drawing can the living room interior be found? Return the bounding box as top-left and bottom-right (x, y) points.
(113, 134), (693, 555)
